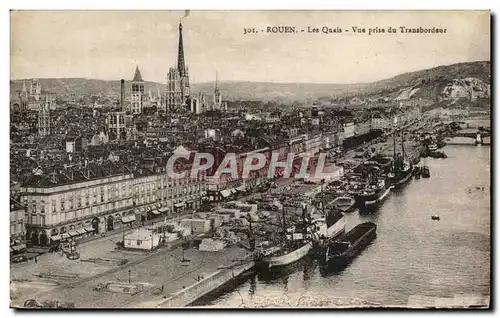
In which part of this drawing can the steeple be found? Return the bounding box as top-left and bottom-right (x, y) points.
(133, 65), (143, 82)
(21, 80), (27, 93)
(177, 21), (186, 76)
(215, 70), (219, 92)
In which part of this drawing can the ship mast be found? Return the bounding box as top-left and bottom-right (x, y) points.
(401, 127), (405, 160)
(393, 117), (397, 164)
(282, 203), (287, 243)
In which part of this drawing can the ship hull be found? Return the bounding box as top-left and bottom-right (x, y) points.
(391, 167), (413, 188)
(264, 216), (345, 268)
(322, 223), (377, 270)
(267, 241), (313, 268)
(364, 186), (393, 209)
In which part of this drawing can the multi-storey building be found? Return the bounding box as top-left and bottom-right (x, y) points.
(10, 197), (26, 252)
(20, 158), (207, 246)
(130, 66), (145, 114)
(106, 111), (136, 141)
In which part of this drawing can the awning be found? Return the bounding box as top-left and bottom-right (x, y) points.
(51, 235), (62, 241)
(230, 188), (238, 194)
(122, 215), (136, 223)
(61, 233), (71, 239)
(174, 202), (186, 208)
(221, 190), (231, 198)
(200, 191), (207, 196)
(11, 244), (26, 252)
(85, 226), (95, 232)
(76, 229), (87, 235)
(139, 207), (146, 213)
(68, 230), (79, 237)
(152, 209), (160, 215)
(159, 207), (169, 213)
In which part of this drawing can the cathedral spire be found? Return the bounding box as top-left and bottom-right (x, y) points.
(177, 21), (186, 76)
(22, 80), (27, 93)
(215, 70), (218, 91)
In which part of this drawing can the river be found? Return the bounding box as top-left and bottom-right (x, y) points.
(195, 144), (491, 307)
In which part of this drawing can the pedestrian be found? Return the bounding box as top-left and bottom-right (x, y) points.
(34, 256), (38, 264)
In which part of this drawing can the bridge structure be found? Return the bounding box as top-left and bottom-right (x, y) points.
(442, 128), (491, 145)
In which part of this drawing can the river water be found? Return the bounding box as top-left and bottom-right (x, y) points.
(197, 145), (491, 307)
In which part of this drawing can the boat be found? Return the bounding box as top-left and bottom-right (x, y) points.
(413, 166), (422, 179)
(428, 151), (447, 159)
(259, 207), (345, 269)
(320, 222), (377, 270)
(431, 215), (440, 221)
(421, 166), (430, 178)
(355, 178), (391, 208)
(330, 196), (356, 212)
(388, 127), (414, 188)
(427, 143), (438, 151)
(364, 185), (394, 209)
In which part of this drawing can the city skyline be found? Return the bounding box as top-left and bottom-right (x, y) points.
(11, 10), (490, 84)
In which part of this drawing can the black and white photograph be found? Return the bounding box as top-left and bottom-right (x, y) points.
(9, 10), (491, 308)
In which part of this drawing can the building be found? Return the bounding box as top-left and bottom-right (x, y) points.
(28, 79), (42, 110)
(19, 80), (28, 111)
(371, 114), (392, 131)
(20, 167), (137, 246)
(38, 94), (51, 136)
(10, 197), (26, 252)
(130, 66), (145, 114)
(166, 21), (190, 112)
(64, 136), (88, 153)
(107, 111), (136, 141)
(343, 122), (356, 139)
(189, 72), (224, 114)
(124, 228), (162, 250)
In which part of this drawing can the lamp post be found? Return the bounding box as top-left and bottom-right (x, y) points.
(128, 269), (131, 284)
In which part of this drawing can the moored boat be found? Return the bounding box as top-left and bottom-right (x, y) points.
(364, 185), (394, 209)
(258, 205), (345, 269)
(320, 222), (377, 270)
(330, 196), (356, 212)
(354, 177), (387, 205)
(388, 124), (413, 188)
(413, 166), (421, 179)
(421, 166), (430, 178)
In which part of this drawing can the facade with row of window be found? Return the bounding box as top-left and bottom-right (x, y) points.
(20, 167), (206, 246)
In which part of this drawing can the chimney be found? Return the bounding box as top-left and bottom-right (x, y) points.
(120, 79), (125, 111)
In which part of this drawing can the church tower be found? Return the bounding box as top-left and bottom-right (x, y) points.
(130, 65), (145, 114)
(213, 71), (222, 110)
(166, 21), (190, 112)
(38, 94), (51, 136)
(20, 80), (28, 111)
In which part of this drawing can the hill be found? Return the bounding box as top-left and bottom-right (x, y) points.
(10, 61), (490, 105)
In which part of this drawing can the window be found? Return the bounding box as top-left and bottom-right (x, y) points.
(137, 240), (142, 245)
(60, 200), (65, 211)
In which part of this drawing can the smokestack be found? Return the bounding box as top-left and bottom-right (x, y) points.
(120, 79), (125, 111)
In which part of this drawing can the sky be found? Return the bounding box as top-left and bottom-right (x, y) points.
(10, 10), (490, 84)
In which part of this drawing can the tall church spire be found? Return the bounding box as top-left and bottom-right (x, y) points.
(215, 70), (218, 91)
(177, 21), (186, 76)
